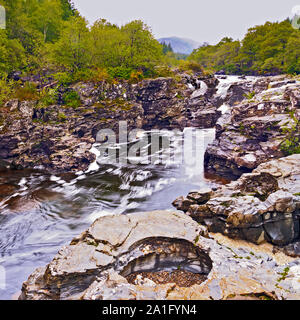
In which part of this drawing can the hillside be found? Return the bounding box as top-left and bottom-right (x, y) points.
(158, 36), (200, 54)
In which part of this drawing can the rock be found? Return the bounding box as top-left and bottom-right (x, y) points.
(186, 188), (213, 204)
(0, 72), (221, 173)
(19, 101), (36, 118)
(190, 81), (208, 99)
(174, 155), (300, 248)
(4, 99), (19, 111)
(205, 77), (300, 180)
(20, 210), (300, 300)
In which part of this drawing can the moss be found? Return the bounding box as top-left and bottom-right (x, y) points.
(244, 91), (256, 100)
(57, 112), (67, 122)
(63, 91), (81, 108)
(176, 93), (184, 100)
(277, 267), (290, 282)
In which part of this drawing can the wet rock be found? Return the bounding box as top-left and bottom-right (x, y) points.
(0, 72), (221, 173)
(205, 77), (300, 180)
(20, 210), (300, 300)
(174, 155), (300, 248)
(186, 188), (213, 204)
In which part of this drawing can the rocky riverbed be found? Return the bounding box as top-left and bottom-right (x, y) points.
(0, 72), (220, 173)
(1, 73), (300, 300)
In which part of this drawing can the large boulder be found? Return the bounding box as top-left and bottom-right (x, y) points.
(174, 155), (300, 250)
(20, 210), (300, 300)
(205, 77), (300, 180)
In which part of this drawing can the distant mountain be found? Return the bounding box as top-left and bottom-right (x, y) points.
(158, 37), (200, 55)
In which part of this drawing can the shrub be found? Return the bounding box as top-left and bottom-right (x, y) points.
(90, 68), (111, 82)
(107, 66), (133, 80)
(0, 78), (14, 106)
(129, 70), (144, 84)
(62, 90), (81, 108)
(14, 82), (39, 101)
(57, 112), (67, 122)
(39, 88), (59, 106)
(280, 113), (300, 155)
(154, 65), (174, 78)
(178, 61), (203, 73)
(53, 72), (73, 86)
(244, 91), (256, 100)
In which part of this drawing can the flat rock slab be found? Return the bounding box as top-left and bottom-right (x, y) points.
(20, 210), (300, 300)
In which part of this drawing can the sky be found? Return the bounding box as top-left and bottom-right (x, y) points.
(72, 0), (300, 44)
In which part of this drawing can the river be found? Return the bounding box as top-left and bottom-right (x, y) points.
(0, 127), (225, 299)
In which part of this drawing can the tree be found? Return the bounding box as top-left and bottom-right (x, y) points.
(0, 30), (26, 75)
(32, 0), (64, 43)
(285, 31), (300, 73)
(121, 20), (163, 73)
(51, 15), (91, 71)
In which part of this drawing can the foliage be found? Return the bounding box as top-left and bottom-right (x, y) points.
(189, 20), (300, 75)
(0, 77), (14, 106)
(280, 113), (300, 155)
(178, 60), (203, 73)
(14, 82), (39, 100)
(107, 66), (133, 80)
(90, 19), (163, 77)
(52, 72), (73, 85)
(57, 111), (67, 122)
(244, 91), (256, 100)
(62, 90), (81, 108)
(39, 88), (59, 106)
(0, 30), (26, 75)
(51, 15), (91, 71)
(161, 42), (173, 55)
(129, 70), (144, 84)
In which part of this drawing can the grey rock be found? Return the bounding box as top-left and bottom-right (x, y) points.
(174, 155), (300, 248)
(20, 210), (300, 300)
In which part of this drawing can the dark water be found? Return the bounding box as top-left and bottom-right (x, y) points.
(0, 128), (221, 300)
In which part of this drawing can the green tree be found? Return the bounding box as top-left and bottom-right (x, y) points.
(31, 0), (64, 42)
(0, 30), (26, 75)
(285, 31), (300, 73)
(121, 20), (163, 73)
(51, 15), (91, 71)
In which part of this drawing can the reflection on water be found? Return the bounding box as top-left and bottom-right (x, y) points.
(0, 128), (222, 299)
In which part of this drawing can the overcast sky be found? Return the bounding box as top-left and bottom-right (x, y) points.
(72, 0), (300, 44)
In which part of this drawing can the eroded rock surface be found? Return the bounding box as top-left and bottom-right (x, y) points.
(174, 155), (300, 252)
(0, 73), (220, 173)
(20, 210), (300, 300)
(205, 76), (300, 179)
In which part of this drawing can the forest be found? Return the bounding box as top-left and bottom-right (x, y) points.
(0, 0), (300, 107)
(189, 20), (300, 75)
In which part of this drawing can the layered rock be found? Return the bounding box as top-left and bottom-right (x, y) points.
(173, 155), (300, 252)
(19, 210), (300, 300)
(0, 73), (220, 173)
(205, 76), (300, 179)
